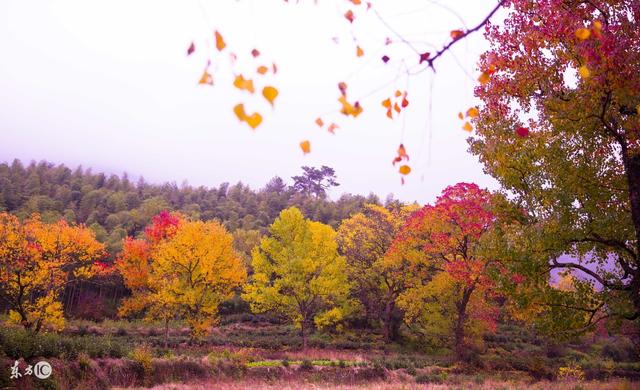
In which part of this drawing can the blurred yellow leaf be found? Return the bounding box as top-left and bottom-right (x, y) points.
(575, 28), (591, 40)
(262, 86), (278, 106)
(234, 75), (255, 93)
(578, 65), (591, 79)
(234, 104), (247, 121)
(198, 71), (213, 85)
(339, 96), (362, 117)
(399, 165), (411, 175)
(458, 112), (464, 120)
(315, 118), (324, 127)
(245, 112), (262, 129)
(462, 122), (473, 132)
(257, 66), (269, 75)
(381, 98), (391, 109)
(214, 31), (226, 51)
(300, 140), (311, 154)
(466, 107), (479, 118)
(478, 72), (491, 85)
(356, 46), (364, 57)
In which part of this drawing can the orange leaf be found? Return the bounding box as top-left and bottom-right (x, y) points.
(345, 10), (355, 23)
(575, 28), (591, 40)
(393, 102), (401, 113)
(350, 0), (361, 4)
(356, 46), (364, 57)
(462, 122), (473, 132)
(339, 96), (362, 117)
(397, 144), (408, 159)
(245, 112), (262, 129)
(386, 109), (393, 119)
(578, 65), (591, 79)
(395, 90), (402, 97)
(233, 75), (255, 93)
(257, 66), (269, 75)
(327, 123), (339, 134)
(300, 140), (311, 154)
(214, 30), (226, 51)
(315, 118), (324, 127)
(198, 70), (213, 85)
(458, 112), (464, 120)
(399, 165), (411, 175)
(262, 86), (278, 106)
(450, 30), (464, 40)
(381, 98), (392, 109)
(478, 72), (491, 85)
(466, 107), (479, 118)
(233, 104), (247, 121)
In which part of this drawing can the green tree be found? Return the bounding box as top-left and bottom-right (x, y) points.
(243, 207), (351, 348)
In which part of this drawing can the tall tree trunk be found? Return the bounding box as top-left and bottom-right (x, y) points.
(300, 319), (308, 350)
(454, 286), (475, 362)
(382, 298), (395, 342)
(164, 318), (169, 349)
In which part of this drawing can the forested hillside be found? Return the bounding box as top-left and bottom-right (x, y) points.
(0, 159), (385, 259)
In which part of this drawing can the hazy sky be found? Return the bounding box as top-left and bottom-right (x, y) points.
(0, 0), (503, 204)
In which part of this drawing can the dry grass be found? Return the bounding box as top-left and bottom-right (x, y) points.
(118, 378), (640, 390)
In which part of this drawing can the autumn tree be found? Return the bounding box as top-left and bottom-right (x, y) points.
(0, 212), (106, 332)
(388, 183), (500, 360)
(243, 207), (351, 349)
(469, 0), (640, 329)
(336, 203), (418, 341)
(117, 211), (246, 343)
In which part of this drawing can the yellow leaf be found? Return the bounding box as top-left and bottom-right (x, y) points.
(300, 140), (311, 154)
(233, 104), (247, 121)
(214, 31), (226, 51)
(462, 122), (473, 132)
(593, 20), (602, 32)
(356, 46), (364, 57)
(262, 86), (278, 106)
(478, 72), (491, 85)
(466, 107), (479, 118)
(339, 96), (362, 117)
(315, 118), (324, 127)
(198, 71), (213, 85)
(575, 28), (591, 40)
(257, 66), (268, 75)
(381, 98), (391, 109)
(234, 75), (255, 93)
(578, 65), (591, 79)
(395, 90), (402, 97)
(245, 112), (262, 129)
(399, 165), (411, 175)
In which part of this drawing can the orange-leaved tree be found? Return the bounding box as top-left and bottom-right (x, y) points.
(116, 211), (247, 344)
(387, 183), (501, 361)
(0, 212), (106, 332)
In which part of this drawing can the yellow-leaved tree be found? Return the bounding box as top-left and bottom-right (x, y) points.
(0, 212), (106, 332)
(243, 207), (352, 349)
(116, 211), (246, 344)
(336, 203), (418, 341)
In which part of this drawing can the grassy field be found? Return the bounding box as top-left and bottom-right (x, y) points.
(1, 316), (638, 389)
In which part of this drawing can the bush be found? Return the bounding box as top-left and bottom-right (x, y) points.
(557, 363), (585, 381)
(130, 345), (153, 377)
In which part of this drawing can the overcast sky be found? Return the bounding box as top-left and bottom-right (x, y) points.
(0, 0), (503, 204)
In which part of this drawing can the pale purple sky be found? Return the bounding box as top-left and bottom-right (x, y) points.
(0, 0), (502, 204)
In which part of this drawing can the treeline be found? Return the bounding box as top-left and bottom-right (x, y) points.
(0, 159), (388, 258)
